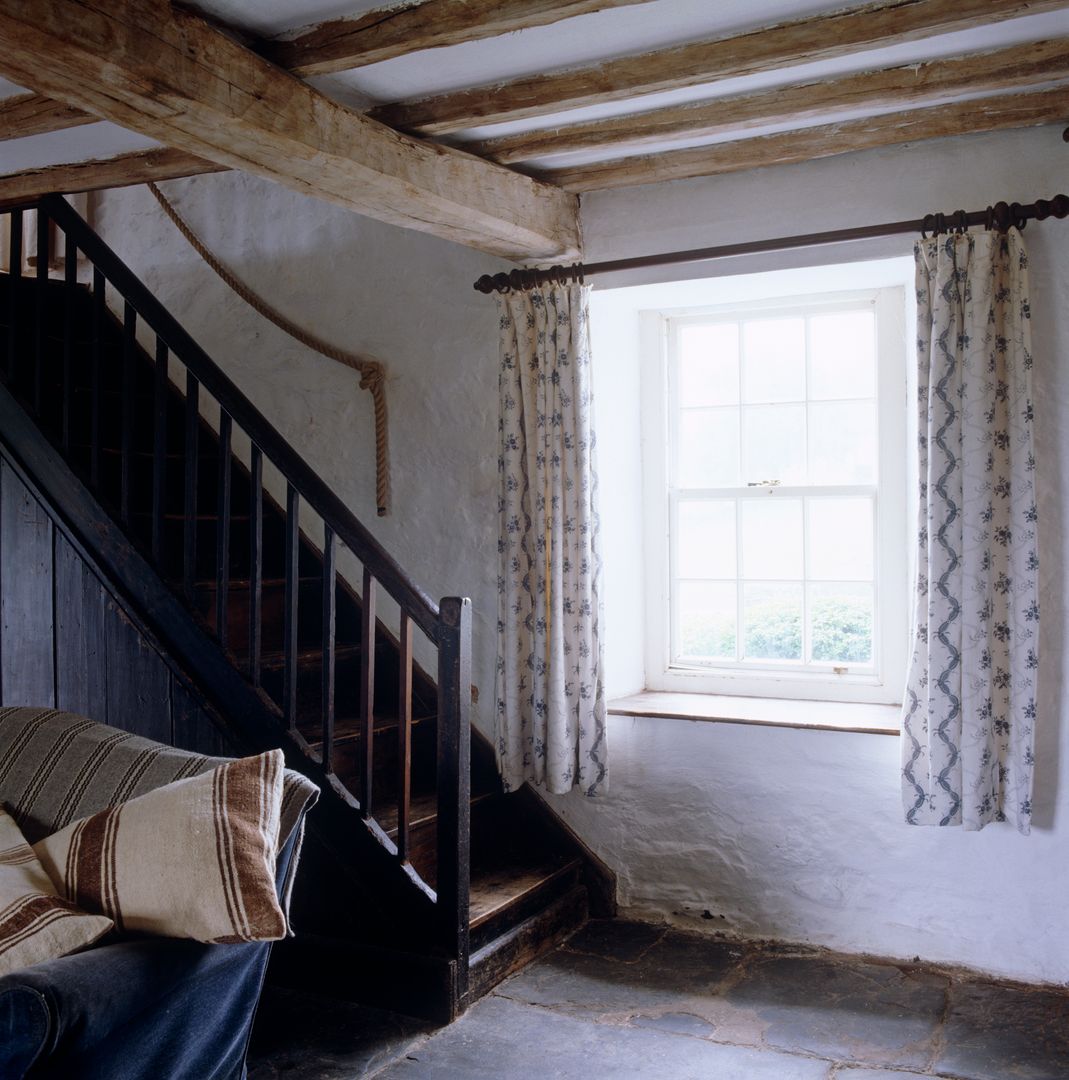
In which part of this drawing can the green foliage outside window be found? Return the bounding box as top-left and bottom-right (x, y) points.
(680, 593), (872, 664)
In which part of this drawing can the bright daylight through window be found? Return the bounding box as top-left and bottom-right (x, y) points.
(644, 286), (908, 704)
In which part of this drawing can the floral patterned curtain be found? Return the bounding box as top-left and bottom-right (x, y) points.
(902, 229), (1039, 834)
(494, 285), (608, 796)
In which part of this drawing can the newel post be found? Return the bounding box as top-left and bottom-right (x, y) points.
(436, 596), (471, 1004)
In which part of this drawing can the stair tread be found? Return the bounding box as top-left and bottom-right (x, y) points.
(375, 788), (495, 838)
(469, 855), (582, 930)
(257, 644), (363, 668)
(302, 709), (435, 745)
(188, 575), (321, 590)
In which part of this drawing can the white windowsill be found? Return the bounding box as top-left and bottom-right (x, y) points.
(608, 690), (901, 736)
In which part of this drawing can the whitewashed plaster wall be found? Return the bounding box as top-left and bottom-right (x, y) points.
(93, 173), (508, 727)
(545, 124), (1069, 986)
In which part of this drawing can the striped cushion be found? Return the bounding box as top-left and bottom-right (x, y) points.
(34, 750), (288, 943)
(0, 708), (319, 923)
(0, 809), (113, 976)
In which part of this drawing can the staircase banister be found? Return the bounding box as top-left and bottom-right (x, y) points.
(39, 195), (440, 639)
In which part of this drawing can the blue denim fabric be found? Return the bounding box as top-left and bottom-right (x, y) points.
(0, 821), (302, 1079)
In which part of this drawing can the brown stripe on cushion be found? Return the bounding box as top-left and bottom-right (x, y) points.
(225, 751), (284, 940)
(51, 730), (134, 831)
(71, 806), (123, 923)
(175, 754), (209, 781)
(212, 764), (245, 940)
(0, 843), (35, 865)
(65, 818), (88, 903)
(104, 803), (123, 932)
(12, 719), (98, 825)
(0, 709), (62, 790)
(109, 747), (165, 807)
(0, 893), (88, 957)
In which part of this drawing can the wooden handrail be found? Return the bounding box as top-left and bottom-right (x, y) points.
(39, 194), (440, 639)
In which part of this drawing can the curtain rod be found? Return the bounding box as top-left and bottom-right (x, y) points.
(473, 194), (1069, 295)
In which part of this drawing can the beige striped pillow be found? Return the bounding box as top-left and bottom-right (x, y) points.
(34, 749), (287, 944)
(0, 809), (113, 976)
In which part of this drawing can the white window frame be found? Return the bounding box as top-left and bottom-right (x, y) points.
(640, 286), (908, 705)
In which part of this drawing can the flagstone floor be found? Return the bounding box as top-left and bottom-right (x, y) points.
(247, 920), (1069, 1080)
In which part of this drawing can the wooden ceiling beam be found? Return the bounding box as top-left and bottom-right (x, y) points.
(266, 0), (654, 77)
(0, 148), (224, 209)
(541, 88), (1069, 192)
(371, 0), (1069, 134)
(0, 91), (96, 142)
(0, 0), (581, 261)
(472, 39), (1069, 164)
(0, 1), (653, 141)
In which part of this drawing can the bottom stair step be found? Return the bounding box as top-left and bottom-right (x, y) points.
(468, 883), (589, 1003)
(470, 856), (582, 931)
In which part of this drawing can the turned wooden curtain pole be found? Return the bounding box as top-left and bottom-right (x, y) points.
(473, 194), (1069, 294)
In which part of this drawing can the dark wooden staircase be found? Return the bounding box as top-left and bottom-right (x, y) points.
(0, 196), (611, 1021)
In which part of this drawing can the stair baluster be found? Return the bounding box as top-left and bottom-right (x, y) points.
(183, 371), (199, 599)
(34, 208), (47, 416)
(120, 301), (136, 524)
(320, 523), (337, 775)
(216, 410), (232, 650)
(62, 232), (76, 454)
(397, 611), (413, 864)
(360, 565), (376, 819)
(6, 209), (21, 384)
(283, 483), (300, 731)
(249, 444), (263, 687)
(151, 339), (168, 564)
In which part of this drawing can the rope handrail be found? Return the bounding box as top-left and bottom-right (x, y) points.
(146, 182), (390, 516)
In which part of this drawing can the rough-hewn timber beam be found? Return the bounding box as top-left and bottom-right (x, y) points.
(266, 0), (654, 77)
(0, 91), (96, 142)
(542, 88), (1069, 191)
(0, 0), (581, 261)
(472, 40), (1069, 163)
(372, 0), (1069, 134)
(0, 148), (224, 209)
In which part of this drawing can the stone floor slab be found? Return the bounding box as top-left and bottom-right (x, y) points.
(718, 954), (947, 1068)
(247, 986), (432, 1080)
(935, 980), (1069, 1080)
(630, 1010), (718, 1037)
(497, 929), (744, 1016)
(562, 918), (666, 962)
(376, 995), (830, 1080)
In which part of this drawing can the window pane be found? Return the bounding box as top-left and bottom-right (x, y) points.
(679, 323), (740, 406)
(677, 582), (737, 660)
(677, 407), (740, 488)
(740, 499), (803, 580)
(809, 583), (874, 664)
(807, 498), (874, 581)
(742, 583), (803, 661)
(808, 310), (876, 401)
(807, 400), (876, 484)
(742, 317), (805, 403)
(677, 500), (736, 579)
(742, 404), (806, 485)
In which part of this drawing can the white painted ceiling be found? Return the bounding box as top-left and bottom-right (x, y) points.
(1, 0), (1067, 178)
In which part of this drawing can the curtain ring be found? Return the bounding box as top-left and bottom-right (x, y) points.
(1010, 202), (1028, 230)
(934, 212), (947, 236)
(954, 210), (968, 234)
(984, 206), (994, 231)
(920, 213), (934, 239)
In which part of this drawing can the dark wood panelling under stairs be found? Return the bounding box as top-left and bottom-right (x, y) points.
(0, 225), (613, 1020)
